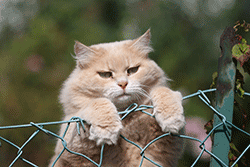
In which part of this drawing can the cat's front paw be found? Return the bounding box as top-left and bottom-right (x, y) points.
(89, 121), (123, 145)
(156, 112), (185, 134)
(152, 88), (185, 134)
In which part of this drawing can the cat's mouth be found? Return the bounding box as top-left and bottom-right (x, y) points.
(117, 93), (131, 101)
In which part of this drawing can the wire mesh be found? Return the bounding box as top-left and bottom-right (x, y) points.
(0, 88), (250, 167)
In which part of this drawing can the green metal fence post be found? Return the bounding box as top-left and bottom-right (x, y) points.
(210, 27), (239, 166)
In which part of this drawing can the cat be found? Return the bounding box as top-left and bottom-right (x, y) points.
(49, 29), (185, 167)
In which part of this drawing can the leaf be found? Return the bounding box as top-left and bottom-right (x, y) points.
(233, 20), (250, 32)
(230, 143), (241, 157)
(232, 38), (250, 67)
(233, 20), (241, 31)
(210, 72), (218, 88)
(235, 69), (245, 98)
(229, 142), (249, 166)
(229, 154), (237, 161)
(229, 161), (239, 167)
(204, 119), (213, 135)
(228, 150), (238, 167)
(236, 80), (245, 98)
(228, 143), (239, 167)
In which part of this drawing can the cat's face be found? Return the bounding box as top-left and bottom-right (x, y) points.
(73, 30), (165, 108)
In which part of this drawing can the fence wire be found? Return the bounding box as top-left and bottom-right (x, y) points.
(1, 88), (250, 167)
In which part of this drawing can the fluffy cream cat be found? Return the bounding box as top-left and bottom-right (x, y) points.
(49, 29), (185, 167)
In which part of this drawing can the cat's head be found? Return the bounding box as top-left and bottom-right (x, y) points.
(69, 29), (166, 109)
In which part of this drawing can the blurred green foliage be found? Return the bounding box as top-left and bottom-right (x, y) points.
(1, 0), (250, 166)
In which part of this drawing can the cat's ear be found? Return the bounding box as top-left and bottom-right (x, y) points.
(131, 29), (153, 56)
(74, 41), (96, 69)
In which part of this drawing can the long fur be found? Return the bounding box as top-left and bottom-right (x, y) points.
(49, 29), (185, 167)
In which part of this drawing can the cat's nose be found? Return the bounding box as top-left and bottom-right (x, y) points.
(118, 81), (128, 90)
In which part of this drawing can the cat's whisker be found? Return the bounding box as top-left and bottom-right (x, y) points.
(128, 87), (152, 103)
(134, 87), (151, 99)
(105, 87), (122, 98)
(131, 91), (142, 102)
(139, 83), (150, 89)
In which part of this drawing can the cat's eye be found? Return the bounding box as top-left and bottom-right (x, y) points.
(127, 66), (139, 76)
(98, 72), (113, 78)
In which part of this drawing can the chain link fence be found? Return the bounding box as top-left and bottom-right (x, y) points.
(1, 88), (250, 167)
